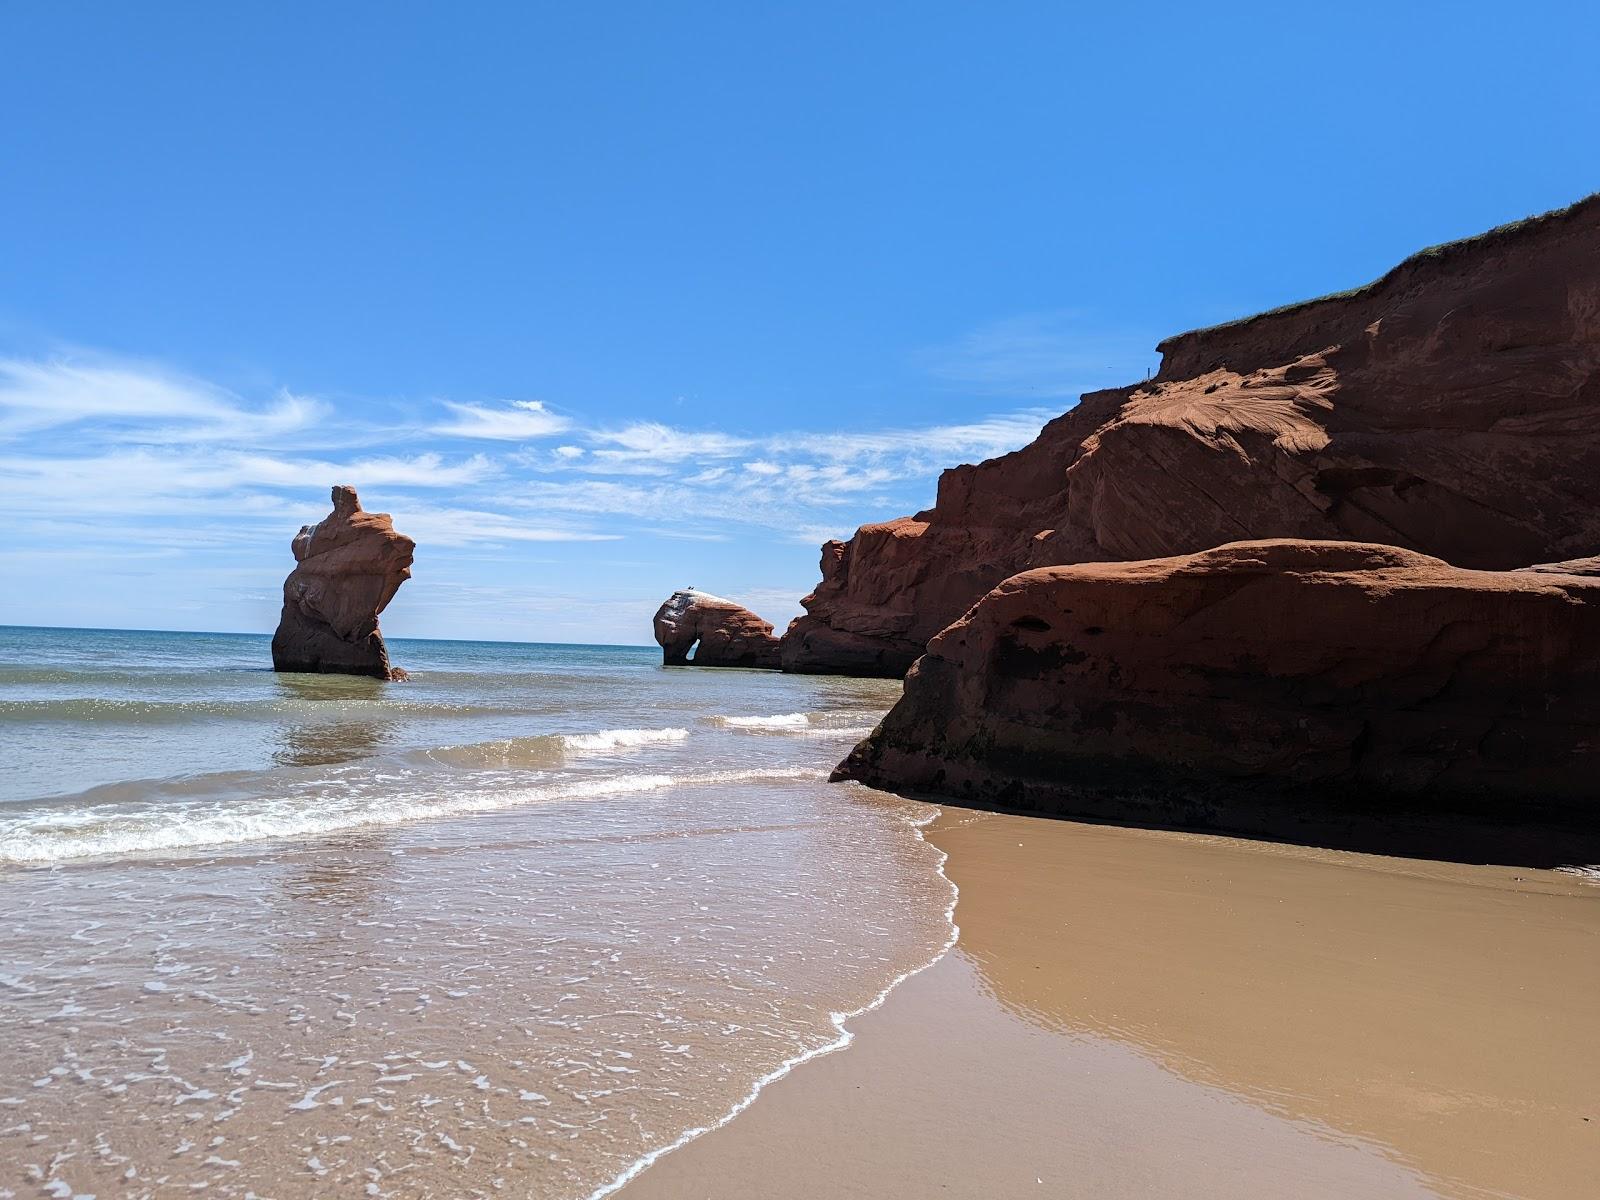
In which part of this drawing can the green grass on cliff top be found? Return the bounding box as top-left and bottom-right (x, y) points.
(1159, 190), (1600, 349)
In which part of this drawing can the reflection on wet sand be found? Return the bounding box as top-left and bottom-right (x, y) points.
(619, 806), (1600, 1200)
(623, 948), (1443, 1200)
(937, 812), (1600, 1200)
(276, 836), (394, 910)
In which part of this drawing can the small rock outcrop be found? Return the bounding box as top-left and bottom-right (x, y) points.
(786, 193), (1600, 676)
(271, 486), (415, 680)
(653, 590), (781, 669)
(834, 541), (1600, 858)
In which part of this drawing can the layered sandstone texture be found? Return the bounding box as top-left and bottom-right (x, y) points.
(786, 194), (1600, 676)
(271, 486), (415, 680)
(653, 589), (781, 669)
(834, 541), (1600, 850)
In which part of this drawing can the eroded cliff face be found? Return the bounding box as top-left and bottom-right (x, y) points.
(653, 589), (781, 669)
(785, 194), (1600, 676)
(833, 540), (1600, 859)
(271, 486), (415, 680)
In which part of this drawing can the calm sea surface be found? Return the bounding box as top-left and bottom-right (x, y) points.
(0, 627), (953, 1199)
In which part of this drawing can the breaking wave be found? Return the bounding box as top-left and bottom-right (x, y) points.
(711, 712), (811, 730)
(560, 727), (690, 751)
(426, 727), (691, 769)
(0, 766), (825, 866)
(709, 712), (876, 741)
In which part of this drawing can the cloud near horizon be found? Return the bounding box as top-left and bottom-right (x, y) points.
(0, 352), (1058, 543)
(917, 311), (1158, 398)
(0, 348), (1065, 639)
(428, 398), (574, 440)
(0, 356), (325, 443)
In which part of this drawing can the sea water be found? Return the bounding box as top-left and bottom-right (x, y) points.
(0, 627), (954, 1199)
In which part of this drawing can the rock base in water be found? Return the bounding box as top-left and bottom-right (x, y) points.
(653, 589), (781, 669)
(271, 485), (415, 680)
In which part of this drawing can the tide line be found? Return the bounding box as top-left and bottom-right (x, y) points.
(585, 798), (961, 1200)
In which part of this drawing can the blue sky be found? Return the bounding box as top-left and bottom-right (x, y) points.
(2, 3), (1596, 644)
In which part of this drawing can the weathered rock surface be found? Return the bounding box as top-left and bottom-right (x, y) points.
(787, 193), (1600, 676)
(833, 540), (1600, 858)
(271, 486), (415, 680)
(1519, 556), (1600, 578)
(653, 589), (781, 669)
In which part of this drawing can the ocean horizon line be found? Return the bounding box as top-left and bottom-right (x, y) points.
(0, 622), (658, 653)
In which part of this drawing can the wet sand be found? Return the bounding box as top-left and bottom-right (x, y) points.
(622, 806), (1600, 1200)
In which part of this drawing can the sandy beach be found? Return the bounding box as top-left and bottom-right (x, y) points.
(622, 803), (1600, 1200)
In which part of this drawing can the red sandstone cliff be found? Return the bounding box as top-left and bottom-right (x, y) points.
(833, 540), (1600, 859)
(653, 589), (781, 669)
(271, 485), (415, 680)
(784, 194), (1600, 676)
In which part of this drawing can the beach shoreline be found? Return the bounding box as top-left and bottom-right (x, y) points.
(620, 803), (1600, 1200)
(0, 630), (948, 1200)
(6, 629), (1599, 1200)
(584, 802), (960, 1200)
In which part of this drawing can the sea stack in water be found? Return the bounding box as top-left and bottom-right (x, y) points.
(786, 194), (1600, 676)
(653, 589), (781, 669)
(834, 540), (1600, 853)
(271, 485), (415, 680)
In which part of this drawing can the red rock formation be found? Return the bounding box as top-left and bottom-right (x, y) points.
(785, 193), (1600, 676)
(271, 486), (415, 680)
(1520, 556), (1600, 578)
(834, 540), (1600, 858)
(653, 589), (781, 669)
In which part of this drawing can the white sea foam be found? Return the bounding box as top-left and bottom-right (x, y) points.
(713, 713), (811, 730)
(1556, 864), (1600, 884)
(586, 797), (960, 1200)
(3, 628), (933, 1199)
(428, 725), (690, 768)
(0, 767), (823, 866)
(560, 727), (690, 751)
(710, 713), (874, 740)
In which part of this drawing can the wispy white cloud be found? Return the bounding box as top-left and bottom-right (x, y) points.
(782, 411), (1054, 466)
(634, 527), (732, 542)
(0, 449), (498, 519)
(430, 399), (572, 440)
(515, 412), (1049, 506)
(0, 307), (1166, 641)
(587, 422), (752, 464)
(494, 459), (905, 540)
(0, 343), (1070, 640)
(917, 311), (1155, 398)
(0, 356), (323, 441)
(226, 451), (500, 490)
(389, 505), (622, 547)
(131, 394), (324, 445)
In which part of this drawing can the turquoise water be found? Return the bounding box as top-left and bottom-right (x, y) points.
(0, 626), (954, 1199)
(2, 627), (664, 806)
(0, 626), (897, 852)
